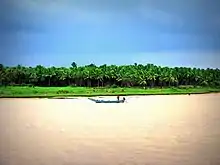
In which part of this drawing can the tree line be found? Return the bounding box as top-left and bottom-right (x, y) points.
(0, 63), (220, 88)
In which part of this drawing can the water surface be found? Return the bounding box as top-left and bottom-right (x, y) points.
(0, 94), (220, 165)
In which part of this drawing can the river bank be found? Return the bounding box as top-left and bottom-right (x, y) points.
(0, 86), (220, 98)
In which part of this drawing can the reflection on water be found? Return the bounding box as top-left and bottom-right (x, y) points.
(0, 94), (220, 165)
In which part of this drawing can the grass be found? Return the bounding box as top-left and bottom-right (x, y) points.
(0, 86), (220, 98)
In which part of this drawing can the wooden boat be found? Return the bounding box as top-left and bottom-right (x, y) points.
(95, 100), (125, 103)
(88, 98), (125, 103)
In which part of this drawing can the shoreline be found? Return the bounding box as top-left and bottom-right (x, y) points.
(1, 91), (220, 99)
(1, 86), (220, 99)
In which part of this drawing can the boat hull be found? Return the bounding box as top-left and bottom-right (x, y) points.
(95, 100), (125, 103)
(88, 98), (125, 103)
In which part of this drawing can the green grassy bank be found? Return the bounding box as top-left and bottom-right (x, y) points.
(0, 86), (220, 98)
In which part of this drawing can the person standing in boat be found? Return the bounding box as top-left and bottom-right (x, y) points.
(123, 97), (126, 102)
(117, 95), (120, 101)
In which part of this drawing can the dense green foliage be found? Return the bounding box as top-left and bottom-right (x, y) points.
(0, 63), (220, 88)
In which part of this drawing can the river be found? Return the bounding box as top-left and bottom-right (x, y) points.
(0, 94), (220, 165)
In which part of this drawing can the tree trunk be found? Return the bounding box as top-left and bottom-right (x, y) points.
(87, 79), (91, 87)
(48, 78), (51, 86)
(97, 80), (100, 87)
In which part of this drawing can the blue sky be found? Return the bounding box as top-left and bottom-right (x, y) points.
(0, 0), (220, 68)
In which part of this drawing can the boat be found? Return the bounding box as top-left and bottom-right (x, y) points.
(95, 100), (125, 103)
(88, 98), (125, 103)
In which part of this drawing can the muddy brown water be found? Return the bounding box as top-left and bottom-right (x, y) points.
(0, 94), (220, 165)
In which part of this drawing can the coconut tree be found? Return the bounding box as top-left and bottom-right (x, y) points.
(1, 62), (220, 88)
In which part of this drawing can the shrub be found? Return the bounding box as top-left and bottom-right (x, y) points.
(27, 84), (34, 87)
(56, 90), (69, 94)
(33, 90), (38, 94)
(178, 85), (194, 89)
(111, 84), (118, 88)
(69, 84), (77, 87)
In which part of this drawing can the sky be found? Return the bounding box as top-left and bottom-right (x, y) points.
(0, 0), (220, 68)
